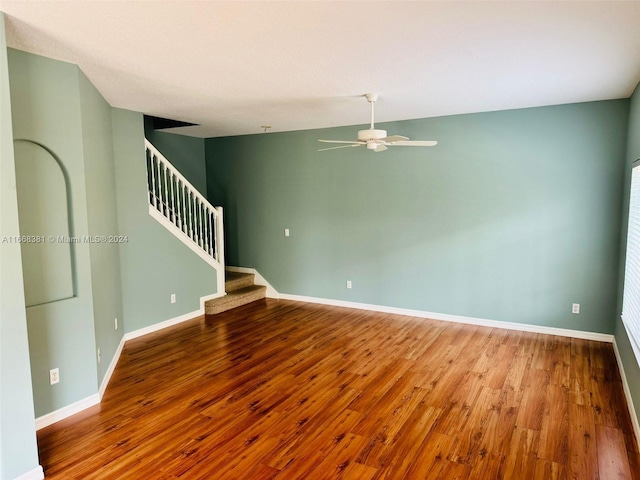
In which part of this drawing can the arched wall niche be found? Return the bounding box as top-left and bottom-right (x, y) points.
(14, 139), (76, 307)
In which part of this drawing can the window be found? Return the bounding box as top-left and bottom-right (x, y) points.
(622, 159), (640, 366)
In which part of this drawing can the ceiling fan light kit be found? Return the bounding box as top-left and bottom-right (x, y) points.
(319, 93), (437, 153)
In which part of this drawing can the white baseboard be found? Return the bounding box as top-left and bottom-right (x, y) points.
(225, 265), (279, 298)
(35, 394), (100, 431)
(124, 308), (203, 341)
(612, 339), (640, 446)
(13, 465), (44, 480)
(277, 293), (615, 343)
(224, 268), (612, 343)
(99, 336), (126, 400)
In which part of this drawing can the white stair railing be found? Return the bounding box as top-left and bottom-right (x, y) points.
(145, 139), (224, 272)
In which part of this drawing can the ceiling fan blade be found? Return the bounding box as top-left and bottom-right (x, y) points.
(318, 144), (362, 152)
(374, 144), (388, 153)
(318, 139), (362, 144)
(390, 140), (438, 147)
(381, 135), (409, 143)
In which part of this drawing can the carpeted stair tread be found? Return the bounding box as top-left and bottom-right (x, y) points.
(205, 284), (266, 315)
(225, 271), (255, 292)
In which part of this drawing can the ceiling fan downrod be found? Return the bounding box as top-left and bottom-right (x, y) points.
(365, 93), (379, 129)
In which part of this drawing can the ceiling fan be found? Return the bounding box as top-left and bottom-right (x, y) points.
(319, 93), (438, 153)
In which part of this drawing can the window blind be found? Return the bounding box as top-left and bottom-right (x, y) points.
(622, 160), (640, 367)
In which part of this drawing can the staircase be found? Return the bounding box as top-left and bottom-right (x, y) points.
(145, 139), (267, 313)
(205, 270), (266, 315)
(145, 139), (225, 291)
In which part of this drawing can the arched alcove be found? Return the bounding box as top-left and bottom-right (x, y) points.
(14, 140), (75, 306)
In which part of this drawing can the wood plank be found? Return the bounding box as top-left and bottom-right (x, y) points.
(362, 404), (442, 475)
(534, 458), (566, 480)
(500, 427), (539, 479)
(628, 450), (640, 480)
(341, 461), (378, 480)
(568, 402), (598, 480)
(538, 384), (569, 464)
(270, 411), (364, 478)
(402, 432), (458, 480)
(350, 383), (428, 468)
(596, 424), (634, 480)
(515, 368), (549, 431)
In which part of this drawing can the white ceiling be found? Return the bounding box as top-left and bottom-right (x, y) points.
(1, 1), (640, 138)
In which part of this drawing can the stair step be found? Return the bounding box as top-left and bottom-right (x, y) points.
(205, 285), (267, 315)
(225, 271), (255, 293)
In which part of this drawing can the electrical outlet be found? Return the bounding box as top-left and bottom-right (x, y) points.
(97, 347), (101, 363)
(114, 317), (118, 330)
(171, 293), (176, 304)
(346, 280), (352, 289)
(49, 368), (59, 385)
(285, 228), (290, 237)
(572, 303), (580, 314)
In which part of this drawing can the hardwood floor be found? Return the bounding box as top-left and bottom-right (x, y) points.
(37, 299), (640, 479)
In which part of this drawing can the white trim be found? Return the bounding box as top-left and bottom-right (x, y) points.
(621, 315), (640, 369)
(278, 293), (615, 343)
(148, 206), (223, 272)
(35, 394), (100, 431)
(225, 266), (279, 298)
(99, 336), (126, 400)
(612, 338), (640, 446)
(12, 466), (44, 480)
(124, 308), (203, 341)
(216, 267), (225, 297)
(215, 206), (225, 289)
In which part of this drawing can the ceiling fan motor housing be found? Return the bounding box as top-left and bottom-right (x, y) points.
(358, 129), (388, 150)
(358, 129), (387, 141)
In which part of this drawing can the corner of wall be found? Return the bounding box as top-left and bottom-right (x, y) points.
(0, 12), (42, 480)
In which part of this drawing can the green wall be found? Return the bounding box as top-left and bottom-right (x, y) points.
(113, 109), (219, 334)
(0, 14), (42, 480)
(206, 100), (629, 334)
(615, 82), (640, 425)
(144, 117), (208, 196)
(9, 49), (98, 417)
(78, 72), (124, 383)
